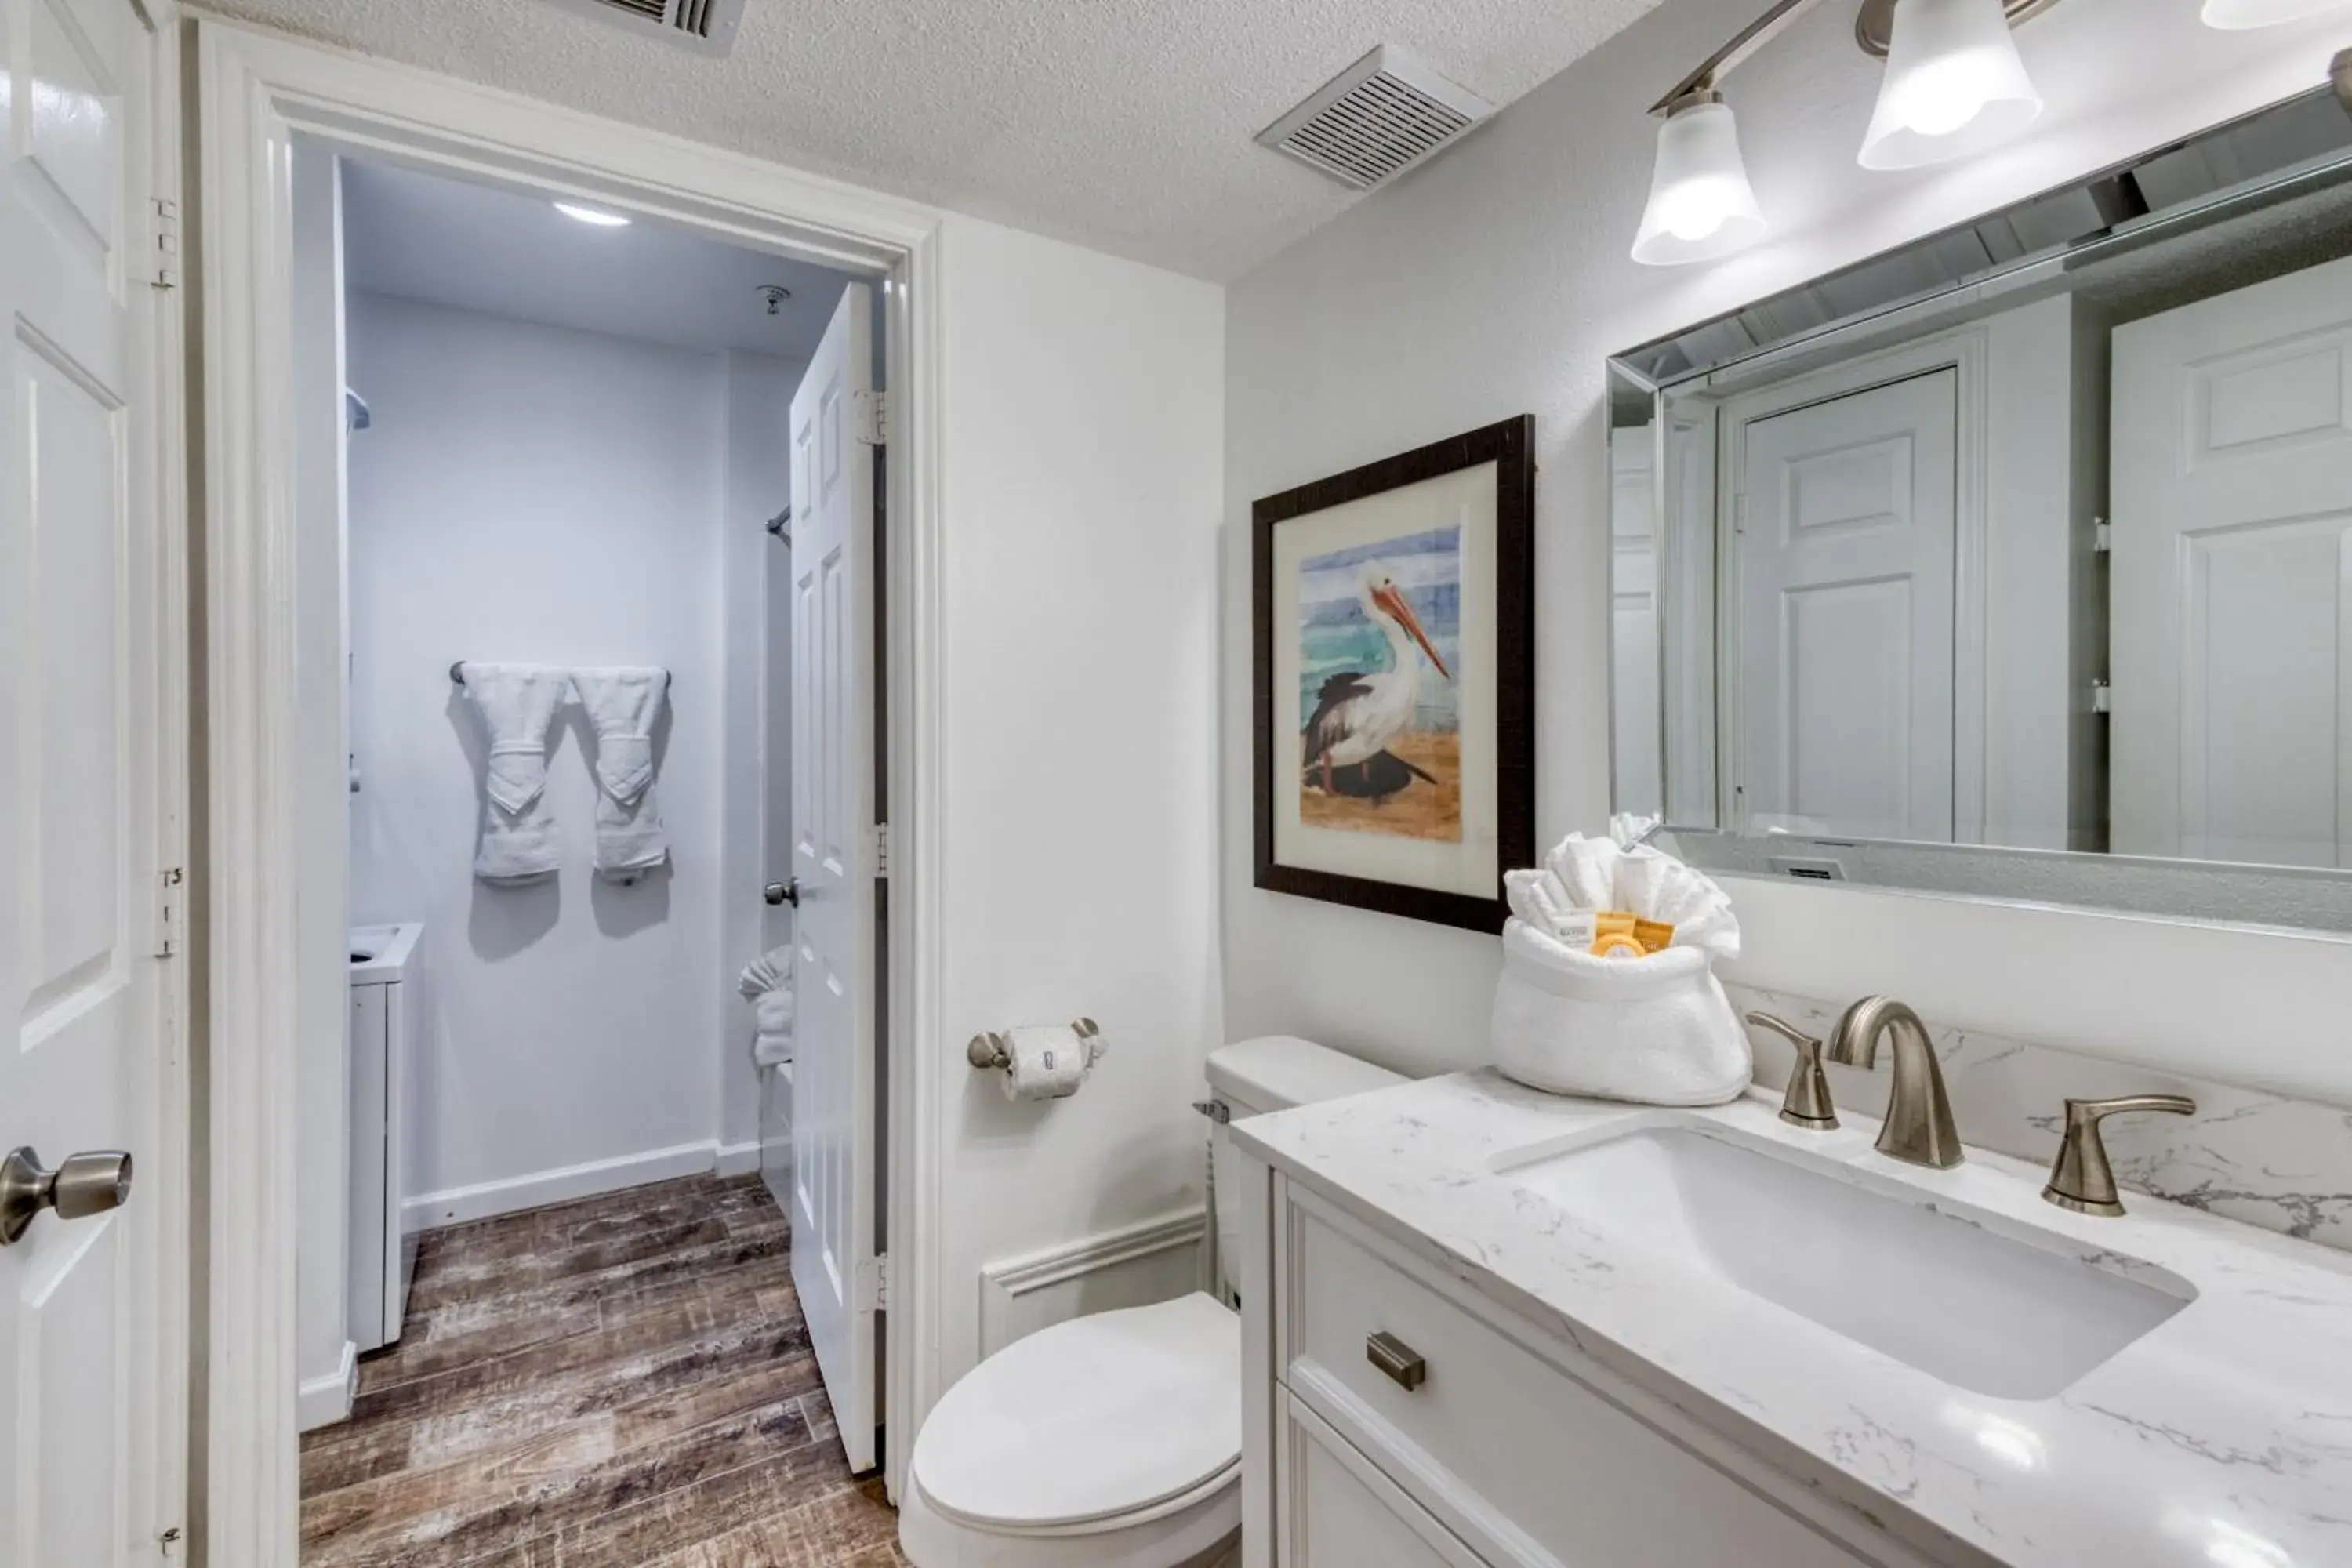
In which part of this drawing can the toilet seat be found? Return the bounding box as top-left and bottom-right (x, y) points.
(902, 1293), (1243, 1566)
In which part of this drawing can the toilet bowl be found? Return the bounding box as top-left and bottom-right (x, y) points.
(901, 1036), (1404, 1567)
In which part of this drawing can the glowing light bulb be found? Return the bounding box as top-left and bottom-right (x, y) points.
(1631, 95), (1767, 267)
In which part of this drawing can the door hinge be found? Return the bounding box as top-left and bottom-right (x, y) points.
(854, 388), (888, 447)
(2091, 678), (2113, 715)
(154, 866), (186, 958)
(2092, 518), (2112, 554)
(1733, 492), (1748, 534)
(151, 197), (180, 291)
(859, 1253), (891, 1312)
(872, 822), (891, 880)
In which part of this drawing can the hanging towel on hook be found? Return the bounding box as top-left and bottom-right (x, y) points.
(572, 666), (672, 884)
(457, 663), (570, 884)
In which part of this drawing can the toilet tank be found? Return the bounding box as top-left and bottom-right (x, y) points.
(1205, 1036), (1403, 1297)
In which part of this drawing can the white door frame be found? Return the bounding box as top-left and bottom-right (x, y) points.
(188, 17), (946, 1560)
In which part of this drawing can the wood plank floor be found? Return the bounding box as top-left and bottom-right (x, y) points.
(301, 1173), (906, 1566)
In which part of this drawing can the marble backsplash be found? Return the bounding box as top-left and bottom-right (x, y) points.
(1726, 983), (2352, 1256)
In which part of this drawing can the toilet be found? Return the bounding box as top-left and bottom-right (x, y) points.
(899, 1036), (1405, 1566)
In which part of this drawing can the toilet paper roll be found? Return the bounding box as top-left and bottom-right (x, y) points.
(1000, 1023), (1092, 1102)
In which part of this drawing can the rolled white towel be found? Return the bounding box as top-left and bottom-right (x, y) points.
(751, 1029), (794, 1069)
(755, 989), (795, 1036)
(737, 944), (793, 1001)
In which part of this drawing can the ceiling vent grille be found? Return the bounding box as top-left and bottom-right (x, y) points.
(543, 0), (748, 56)
(1258, 45), (1494, 191)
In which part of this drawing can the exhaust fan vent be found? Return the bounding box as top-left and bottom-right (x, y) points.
(1258, 45), (1494, 191)
(543, 0), (747, 56)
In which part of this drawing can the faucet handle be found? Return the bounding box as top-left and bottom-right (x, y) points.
(2041, 1094), (2196, 1218)
(1744, 1011), (1838, 1131)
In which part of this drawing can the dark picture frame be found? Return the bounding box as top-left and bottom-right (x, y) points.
(1252, 416), (1536, 932)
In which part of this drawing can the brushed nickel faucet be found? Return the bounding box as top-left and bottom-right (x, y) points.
(1828, 996), (1963, 1169)
(2041, 1094), (2196, 1217)
(1743, 1011), (1837, 1130)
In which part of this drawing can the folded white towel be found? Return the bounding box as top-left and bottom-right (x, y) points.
(752, 1025), (794, 1068)
(1518, 833), (1741, 961)
(737, 944), (794, 1001)
(1491, 919), (1749, 1105)
(457, 663), (570, 884)
(1545, 832), (1622, 913)
(1613, 843), (1740, 960)
(755, 989), (795, 1036)
(571, 667), (671, 884)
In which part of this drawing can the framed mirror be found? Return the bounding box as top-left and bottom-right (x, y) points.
(1610, 76), (2352, 935)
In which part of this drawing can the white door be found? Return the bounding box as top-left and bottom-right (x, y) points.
(2111, 253), (2352, 866)
(1, 0), (180, 1563)
(1732, 369), (1959, 842)
(789, 282), (881, 1473)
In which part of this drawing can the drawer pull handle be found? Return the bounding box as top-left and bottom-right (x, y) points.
(1367, 1331), (1426, 1391)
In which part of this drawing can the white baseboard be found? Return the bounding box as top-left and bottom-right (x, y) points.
(296, 1339), (358, 1432)
(402, 1139), (731, 1232)
(978, 1208), (1207, 1359)
(714, 1138), (763, 1178)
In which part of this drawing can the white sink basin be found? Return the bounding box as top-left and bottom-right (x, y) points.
(1496, 1121), (2195, 1400)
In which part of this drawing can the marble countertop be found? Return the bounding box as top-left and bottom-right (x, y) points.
(1232, 1070), (2352, 1568)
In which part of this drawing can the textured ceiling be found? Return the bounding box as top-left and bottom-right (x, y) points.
(202, 0), (1662, 279)
(341, 155), (851, 358)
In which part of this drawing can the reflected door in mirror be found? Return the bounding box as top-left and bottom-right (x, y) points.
(2111, 252), (2352, 869)
(1731, 370), (1958, 844)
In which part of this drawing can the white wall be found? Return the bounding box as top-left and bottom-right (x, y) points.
(1222, 0), (2352, 1099)
(346, 292), (777, 1221)
(930, 216), (1226, 1396)
(291, 143), (352, 1423)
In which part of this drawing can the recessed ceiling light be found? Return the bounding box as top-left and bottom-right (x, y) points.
(554, 201), (631, 227)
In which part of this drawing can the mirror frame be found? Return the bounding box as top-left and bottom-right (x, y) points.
(1607, 78), (2352, 937)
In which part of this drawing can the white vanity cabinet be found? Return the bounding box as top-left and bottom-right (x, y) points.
(1236, 1154), (1940, 1568)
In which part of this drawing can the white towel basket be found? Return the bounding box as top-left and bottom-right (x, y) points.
(1489, 919), (1750, 1105)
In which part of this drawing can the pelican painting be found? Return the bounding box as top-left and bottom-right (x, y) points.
(1295, 528), (1464, 842)
(1251, 413), (1535, 931)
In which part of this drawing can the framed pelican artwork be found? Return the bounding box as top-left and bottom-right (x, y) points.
(1253, 416), (1535, 931)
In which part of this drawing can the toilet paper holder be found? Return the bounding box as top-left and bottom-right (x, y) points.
(967, 1018), (1103, 1072)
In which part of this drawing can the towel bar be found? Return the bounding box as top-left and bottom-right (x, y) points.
(448, 662), (671, 690)
(967, 1018), (1102, 1071)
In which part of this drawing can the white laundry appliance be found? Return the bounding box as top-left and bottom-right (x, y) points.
(349, 922), (423, 1352)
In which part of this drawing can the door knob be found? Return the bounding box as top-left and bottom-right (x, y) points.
(764, 880), (800, 908)
(1, 1147), (133, 1246)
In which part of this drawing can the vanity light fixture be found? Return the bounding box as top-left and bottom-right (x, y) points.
(1858, 0), (2046, 169)
(2203, 0), (2352, 27)
(554, 201), (631, 227)
(1632, 0), (2064, 264)
(1632, 89), (1769, 266)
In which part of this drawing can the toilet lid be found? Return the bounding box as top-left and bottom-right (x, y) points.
(912, 1292), (1241, 1530)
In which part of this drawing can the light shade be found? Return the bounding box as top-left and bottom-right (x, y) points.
(1859, 0), (2042, 171)
(2202, 0), (2352, 26)
(1631, 96), (1768, 267)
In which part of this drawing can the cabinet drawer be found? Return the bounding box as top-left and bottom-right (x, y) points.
(1279, 1393), (1486, 1568)
(1282, 1192), (1870, 1568)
